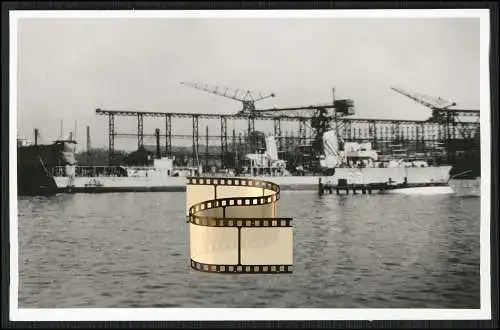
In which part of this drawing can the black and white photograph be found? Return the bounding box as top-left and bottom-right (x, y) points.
(8, 8), (492, 321)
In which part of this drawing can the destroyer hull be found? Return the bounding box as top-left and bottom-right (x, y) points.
(53, 166), (452, 193)
(253, 166), (452, 189)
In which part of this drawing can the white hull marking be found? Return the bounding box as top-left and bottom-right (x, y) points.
(386, 186), (453, 195)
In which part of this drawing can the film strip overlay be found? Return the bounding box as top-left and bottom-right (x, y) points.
(186, 177), (293, 274)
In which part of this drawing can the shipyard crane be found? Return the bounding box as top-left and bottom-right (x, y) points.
(257, 88), (355, 147)
(257, 103), (349, 172)
(391, 86), (480, 164)
(390, 86), (479, 123)
(180, 81), (275, 117)
(257, 101), (353, 148)
(391, 86), (457, 110)
(390, 86), (480, 135)
(255, 88), (355, 172)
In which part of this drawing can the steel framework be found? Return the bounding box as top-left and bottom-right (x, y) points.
(95, 108), (480, 166)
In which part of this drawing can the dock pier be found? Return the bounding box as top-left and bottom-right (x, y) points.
(318, 178), (389, 196)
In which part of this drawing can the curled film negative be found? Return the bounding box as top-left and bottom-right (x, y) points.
(186, 177), (293, 274)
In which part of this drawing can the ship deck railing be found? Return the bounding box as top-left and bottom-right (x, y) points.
(52, 165), (128, 178)
(53, 165), (202, 178)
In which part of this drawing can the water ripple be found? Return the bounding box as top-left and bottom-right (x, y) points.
(18, 192), (480, 308)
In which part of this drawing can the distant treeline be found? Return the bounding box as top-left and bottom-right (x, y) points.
(74, 139), (306, 170)
(75, 131), (273, 166)
(75, 146), (201, 166)
(74, 142), (262, 167)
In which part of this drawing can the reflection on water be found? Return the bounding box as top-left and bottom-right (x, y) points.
(17, 191), (480, 308)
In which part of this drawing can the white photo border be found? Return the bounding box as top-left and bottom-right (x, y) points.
(9, 9), (492, 321)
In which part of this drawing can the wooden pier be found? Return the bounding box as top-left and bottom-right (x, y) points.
(318, 178), (387, 195)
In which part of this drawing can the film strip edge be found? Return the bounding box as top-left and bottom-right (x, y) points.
(191, 260), (293, 274)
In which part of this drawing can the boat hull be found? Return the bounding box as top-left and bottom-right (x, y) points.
(385, 185), (453, 195)
(17, 141), (75, 196)
(18, 158), (59, 196)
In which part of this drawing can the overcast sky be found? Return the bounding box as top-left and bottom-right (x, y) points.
(16, 16), (481, 151)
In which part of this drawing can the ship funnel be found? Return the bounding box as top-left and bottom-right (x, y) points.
(155, 128), (161, 159)
(265, 135), (279, 161)
(323, 130), (340, 158)
(34, 128), (38, 146)
(320, 130), (342, 168)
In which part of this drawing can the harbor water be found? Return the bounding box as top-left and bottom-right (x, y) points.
(17, 191), (480, 308)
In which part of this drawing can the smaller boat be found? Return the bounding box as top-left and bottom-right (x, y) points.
(385, 182), (453, 195)
(448, 170), (481, 197)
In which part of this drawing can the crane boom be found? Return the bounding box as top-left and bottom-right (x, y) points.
(390, 86), (457, 110)
(180, 81), (275, 103)
(390, 86), (479, 125)
(180, 81), (275, 116)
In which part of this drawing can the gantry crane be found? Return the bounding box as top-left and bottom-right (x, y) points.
(180, 81), (275, 117)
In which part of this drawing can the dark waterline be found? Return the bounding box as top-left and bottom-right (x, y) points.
(17, 191), (480, 308)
